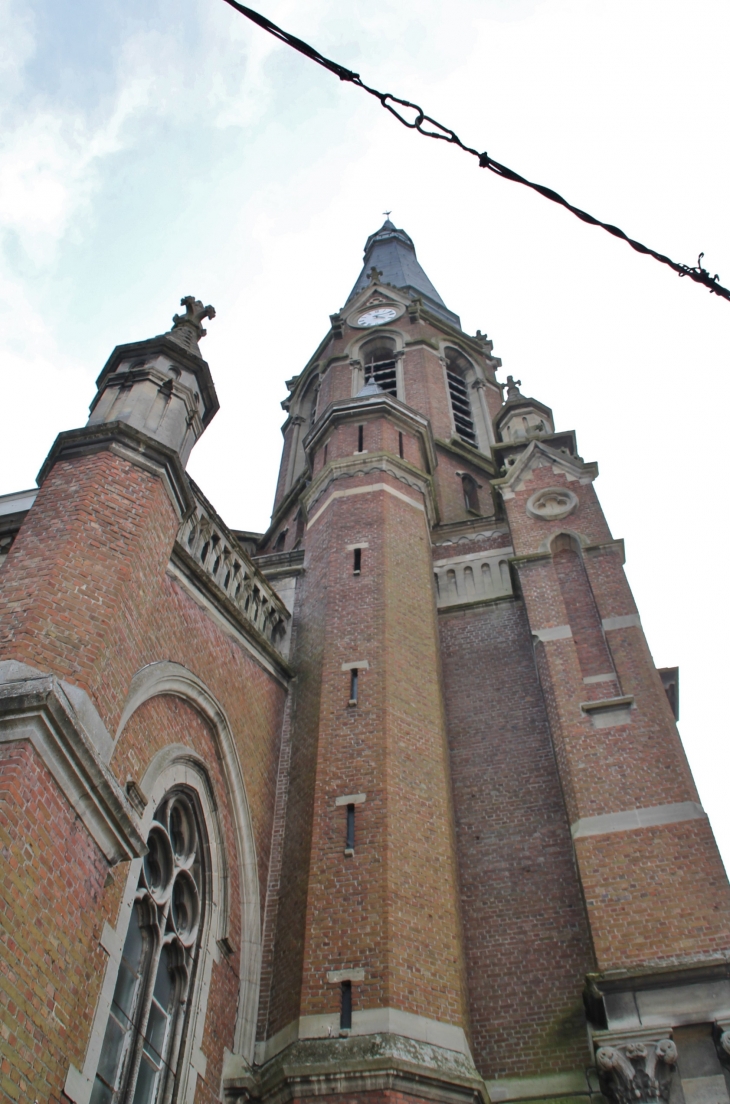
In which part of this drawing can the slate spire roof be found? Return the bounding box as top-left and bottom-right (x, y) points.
(347, 219), (461, 329)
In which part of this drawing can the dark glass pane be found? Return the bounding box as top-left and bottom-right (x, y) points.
(132, 1053), (158, 1104)
(113, 961), (137, 1023)
(121, 906), (144, 973)
(96, 1013), (126, 1083)
(90, 1078), (114, 1104)
(153, 945), (174, 1011)
(144, 999), (168, 1066)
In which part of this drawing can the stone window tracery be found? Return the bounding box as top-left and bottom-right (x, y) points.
(90, 790), (206, 1104)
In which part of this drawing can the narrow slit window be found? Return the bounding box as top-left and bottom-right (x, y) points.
(346, 803), (355, 851)
(324, 443), (328, 465)
(398, 432), (404, 459)
(349, 668), (358, 704)
(357, 425), (364, 452)
(353, 548), (362, 574)
(340, 981), (352, 1030)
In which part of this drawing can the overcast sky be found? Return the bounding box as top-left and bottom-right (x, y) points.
(2, 0), (729, 867)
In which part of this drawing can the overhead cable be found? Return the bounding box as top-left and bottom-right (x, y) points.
(220, 0), (729, 304)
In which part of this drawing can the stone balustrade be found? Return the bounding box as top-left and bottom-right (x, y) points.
(177, 485), (289, 652)
(433, 548), (514, 609)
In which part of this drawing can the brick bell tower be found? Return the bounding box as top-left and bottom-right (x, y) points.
(238, 221), (730, 1104)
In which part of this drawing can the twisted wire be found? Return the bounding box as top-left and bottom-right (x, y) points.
(220, 0), (729, 304)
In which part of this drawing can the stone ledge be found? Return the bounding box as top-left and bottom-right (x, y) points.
(226, 1033), (487, 1104)
(437, 592), (516, 616)
(487, 1071), (594, 1102)
(572, 801), (706, 840)
(580, 696), (635, 729)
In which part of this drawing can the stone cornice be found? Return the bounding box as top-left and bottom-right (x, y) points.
(254, 549), (306, 580)
(95, 335), (219, 427)
(0, 669), (146, 863)
(437, 592), (516, 616)
(302, 451), (439, 528)
(37, 421), (195, 521)
(225, 1033), (487, 1104)
(304, 393), (438, 476)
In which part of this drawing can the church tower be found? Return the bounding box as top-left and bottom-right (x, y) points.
(246, 220), (730, 1104)
(1, 221), (730, 1104)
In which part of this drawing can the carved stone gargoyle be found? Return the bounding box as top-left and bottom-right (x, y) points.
(595, 1035), (678, 1104)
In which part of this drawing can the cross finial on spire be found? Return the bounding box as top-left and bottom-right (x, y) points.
(506, 375), (522, 400)
(367, 266), (383, 285)
(168, 295), (216, 353)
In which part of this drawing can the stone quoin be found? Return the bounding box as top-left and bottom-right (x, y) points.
(1, 223), (729, 1104)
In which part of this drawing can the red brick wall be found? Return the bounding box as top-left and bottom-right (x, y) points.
(578, 818), (730, 970)
(503, 461), (730, 971)
(0, 447), (288, 1091)
(439, 598), (594, 1079)
(268, 458), (469, 1038)
(0, 741), (108, 1103)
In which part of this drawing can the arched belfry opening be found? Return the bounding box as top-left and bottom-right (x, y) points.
(445, 347), (477, 446)
(362, 336), (398, 396)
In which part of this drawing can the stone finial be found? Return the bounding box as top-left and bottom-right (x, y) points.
(505, 375), (522, 401)
(367, 266), (383, 285)
(168, 296), (216, 353)
(595, 1037), (677, 1104)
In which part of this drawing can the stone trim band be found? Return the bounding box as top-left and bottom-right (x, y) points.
(572, 801), (706, 839)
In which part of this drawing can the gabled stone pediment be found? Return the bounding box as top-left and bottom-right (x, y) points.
(345, 282), (411, 316)
(491, 439), (598, 499)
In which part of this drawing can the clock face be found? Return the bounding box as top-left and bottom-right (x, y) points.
(356, 307), (397, 327)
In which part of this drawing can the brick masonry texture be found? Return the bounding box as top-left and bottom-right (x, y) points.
(0, 446), (287, 1094)
(439, 598), (594, 1079)
(578, 818), (730, 971)
(0, 450), (287, 907)
(503, 459), (730, 971)
(0, 740), (108, 1103)
(267, 458), (468, 1036)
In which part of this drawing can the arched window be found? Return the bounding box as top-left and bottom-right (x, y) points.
(90, 790), (206, 1104)
(445, 349), (477, 446)
(362, 337), (398, 396)
(462, 474), (479, 513)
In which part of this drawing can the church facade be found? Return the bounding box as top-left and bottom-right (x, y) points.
(2, 220), (730, 1104)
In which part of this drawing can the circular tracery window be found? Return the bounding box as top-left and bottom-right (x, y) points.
(145, 793), (203, 946)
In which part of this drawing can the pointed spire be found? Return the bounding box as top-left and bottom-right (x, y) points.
(346, 219), (461, 329)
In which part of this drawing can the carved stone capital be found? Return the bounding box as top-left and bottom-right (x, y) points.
(408, 297), (423, 322)
(594, 1032), (677, 1104)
